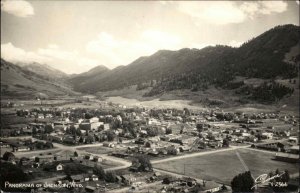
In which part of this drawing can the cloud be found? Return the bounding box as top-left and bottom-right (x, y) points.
(177, 2), (245, 25)
(1, 43), (99, 74)
(241, 1), (287, 16)
(1, 42), (48, 64)
(176, 1), (288, 25)
(86, 30), (182, 68)
(1, 0), (34, 17)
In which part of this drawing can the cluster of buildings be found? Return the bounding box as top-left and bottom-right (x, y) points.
(1, 102), (299, 193)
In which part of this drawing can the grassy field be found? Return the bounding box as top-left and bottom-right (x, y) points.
(105, 96), (207, 110)
(154, 148), (299, 185)
(77, 146), (116, 154)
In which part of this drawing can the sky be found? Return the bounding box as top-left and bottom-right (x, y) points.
(1, 0), (299, 74)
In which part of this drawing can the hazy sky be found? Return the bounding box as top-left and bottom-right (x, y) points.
(1, 0), (299, 74)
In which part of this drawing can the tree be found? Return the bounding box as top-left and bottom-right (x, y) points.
(0, 162), (28, 191)
(145, 141), (152, 148)
(105, 171), (117, 182)
(74, 151), (78, 157)
(44, 124), (54, 133)
(132, 155), (153, 172)
(106, 130), (115, 141)
(35, 157), (40, 162)
(32, 127), (37, 135)
(86, 135), (95, 144)
(45, 142), (53, 149)
(2, 152), (15, 161)
(93, 165), (105, 179)
(231, 171), (254, 193)
(222, 139), (229, 147)
(76, 127), (82, 136)
(165, 128), (172, 134)
(167, 148), (178, 155)
(183, 108), (190, 116)
(282, 170), (290, 183)
(147, 127), (159, 137)
(70, 125), (76, 135)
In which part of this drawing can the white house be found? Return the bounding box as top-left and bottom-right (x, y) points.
(262, 132), (273, 139)
(56, 163), (64, 171)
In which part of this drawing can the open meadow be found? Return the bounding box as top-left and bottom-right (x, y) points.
(154, 148), (299, 185)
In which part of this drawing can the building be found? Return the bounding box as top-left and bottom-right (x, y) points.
(288, 136), (298, 144)
(275, 153), (299, 163)
(71, 174), (84, 182)
(121, 174), (136, 185)
(15, 146), (30, 152)
(262, 132), (273, 139)
(93, 156), (103, 162)
(85, 185), (96, 192)
(56, 163), (64, 171)
(199, 181), (222, 193)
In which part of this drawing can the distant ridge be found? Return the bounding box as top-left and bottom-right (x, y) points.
(68, 24), (299, 96)
(1, 59), (77, 99)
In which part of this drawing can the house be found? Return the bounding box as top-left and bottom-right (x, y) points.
(93, 156), (103, 162)
(103, 142), (115, 148)
(179, 177), (197, 187)
(89, 117), (99, 123)
(179, 145), (191, 152)
(166, 145), (180, 155)
(116, 176), (122, 182)
(49, 133), (64, 142)
(56, 163), (63, 171)
(199, 180), (222, 193)
(0, 142), (10, 148)
(37, 114), (45, 119)
(287, 146), (299, 154)
(135, 138), (145, 145)
(103, 124), (110, 130)
(111, 152), (129, 158)
(85, 185), (96, 192)
(15, 146), (30, 152)
(54, 124), (67, 132)
(32, 162), (40, 168)
(36, 154), (55, 163)
(19, 157), (31, 166)
(288, 136), (298, 144)
(43, 162), (64, 171)
(275, 153), (299, 163)
(241, 132), (250, 137)
(71, 174), (84, 182)
(83, 174), (90, 181)
(79, 122), (91, 130)
(84, 154), (94, 160)
(90, 174), (98, 181)
(63, 136), (76, 145)
(262, 132), (273, 139)
(23, 128), (33, 135)
(147, 150), (159, 157)
(121, 174), (136, 185)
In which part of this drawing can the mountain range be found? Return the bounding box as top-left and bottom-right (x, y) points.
(0, 59), (77, 99)
(1, 24), (299, 104)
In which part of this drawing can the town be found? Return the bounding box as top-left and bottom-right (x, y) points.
(1, 98), (299, 193)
